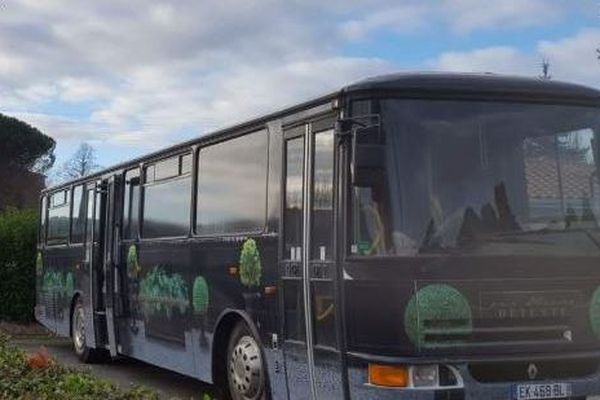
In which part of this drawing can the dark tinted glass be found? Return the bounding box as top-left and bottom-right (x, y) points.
(196, 130), (268, 235)
(181, 154), (192, 175)
(71, 185), (86, 243)
(351, 100), (600, 257)
(143, 177), (191, 238)
(283, 280), (306, 342)
(86, 187), (95, 242)
(310, 130), (334, 260)
(39, 196), (47, 244)
(123, 169), (140, 239)
(284, 137), (304, 260)
(153, 157), (179, 181)
(311, 281), (336, 347)
(48, 190), (70, 244)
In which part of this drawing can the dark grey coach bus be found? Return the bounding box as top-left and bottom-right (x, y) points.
(36, 73), (600, 400)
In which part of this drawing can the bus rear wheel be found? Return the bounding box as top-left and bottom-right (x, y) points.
(71, 298), (97, 363)
(225, 322), (268, 400)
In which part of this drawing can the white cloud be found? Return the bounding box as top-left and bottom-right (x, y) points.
(429, 28), (600, 88)
(0, 0), (596, 174)
(336, 0), (578, 40)
(340, 4), (429, 41)
(430, 46), (533, 75)
(8, 112), (106, 142)
(442, 0), (565, 34)
(539, 28), (600, 86)
(0, 0), (393, 168)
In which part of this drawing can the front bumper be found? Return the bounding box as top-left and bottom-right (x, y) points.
(348, 363), (600, 400)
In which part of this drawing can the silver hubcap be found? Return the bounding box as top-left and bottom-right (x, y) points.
(73, 306), (85, 353)
(229, 335), (263, 399)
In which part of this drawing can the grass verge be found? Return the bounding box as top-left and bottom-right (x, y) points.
(0, 332), (158, 400)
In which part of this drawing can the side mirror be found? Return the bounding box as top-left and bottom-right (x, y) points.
(351, 125), (385, 187)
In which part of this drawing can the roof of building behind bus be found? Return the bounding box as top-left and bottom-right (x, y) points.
(344, 72), (600, 103)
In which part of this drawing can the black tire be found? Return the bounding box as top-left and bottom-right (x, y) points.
(71, 297), (99, 363)
(223, 321), (270, 400)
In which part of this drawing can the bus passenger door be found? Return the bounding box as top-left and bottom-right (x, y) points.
(281, 119), (344, 400)
(102, 175), (121, 357)
(85, 180), (109, 350)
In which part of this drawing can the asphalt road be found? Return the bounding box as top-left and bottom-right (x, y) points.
(12, 337), (217, 400)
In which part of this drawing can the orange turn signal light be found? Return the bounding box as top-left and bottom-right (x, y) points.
(368, 364), (409, 388)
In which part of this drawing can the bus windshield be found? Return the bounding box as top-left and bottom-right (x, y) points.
(351, 99), (600, 257)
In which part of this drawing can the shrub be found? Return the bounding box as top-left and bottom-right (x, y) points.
(0, 208), (38, 322)
(192, 276), (209, 315)
(239, 239), (262, 289)
(0, 332), (158, 399)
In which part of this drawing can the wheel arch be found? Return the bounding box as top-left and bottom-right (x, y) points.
(211, 308), (266, 386)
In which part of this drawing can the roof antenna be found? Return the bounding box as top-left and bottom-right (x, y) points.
(539, 58), (551, 80)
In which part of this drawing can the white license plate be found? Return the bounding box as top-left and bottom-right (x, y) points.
(513, 383), (571, 400)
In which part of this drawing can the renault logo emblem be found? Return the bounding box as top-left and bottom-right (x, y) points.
(527, 363), (539, 380)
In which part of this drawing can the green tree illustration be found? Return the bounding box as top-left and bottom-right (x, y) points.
(139, 266), (189, 318)
(239, 239), (262, 289)
(127, 245), (140, 278)
(589, 286), (600, 339)
(65, 272), (75, 297)
(35, 252), (43, 277)
(192, 276), (209, 315)
(404, 284), (472, 348)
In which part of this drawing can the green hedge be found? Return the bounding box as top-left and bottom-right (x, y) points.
(0, 333), (158, 399)
(0, 208), (38, 322)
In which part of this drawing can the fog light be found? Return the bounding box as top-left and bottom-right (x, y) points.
(368, 364), (409, 387)
(411, 365), (439, 388)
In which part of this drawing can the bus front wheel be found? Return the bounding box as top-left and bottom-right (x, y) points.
(71, 297), (97, 363)
(225, 321), (269, 400)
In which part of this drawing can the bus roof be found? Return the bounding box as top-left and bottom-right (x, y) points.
(44, 72), (600, 193)
(344, 72), (600, 103)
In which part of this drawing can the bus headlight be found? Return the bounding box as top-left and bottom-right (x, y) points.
(411, 365), (439, 387)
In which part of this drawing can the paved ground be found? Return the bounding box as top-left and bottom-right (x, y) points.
(11, 337), (217, 400)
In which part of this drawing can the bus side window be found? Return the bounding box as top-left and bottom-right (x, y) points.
(123, 169), (141, 240)
(196, 130), (268, 235)
(47, 190), (70, 245)
(143, 155), (192, 238)
(39, 196), (47, 245)
(71, 185), (86, 244)
(85, 186), (95, 242)
(310, 129), (334, 261)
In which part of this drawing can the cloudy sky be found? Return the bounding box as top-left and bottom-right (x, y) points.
(0, 0), (599, 173)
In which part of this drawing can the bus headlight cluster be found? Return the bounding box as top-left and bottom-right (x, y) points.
(368, 363), (461, 389)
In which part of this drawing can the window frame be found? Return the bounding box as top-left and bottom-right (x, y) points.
(122, 167), (142, 241)
(46, 188), (71, 246)
(70, 184), (86, 245)
(140, 151), (194, 240)
(38, 195), (48, 247)
(344, 96), (600, 260)
(193, 129), (270, 238)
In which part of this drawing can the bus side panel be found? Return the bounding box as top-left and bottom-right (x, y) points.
(116, 239), (198, 378)
(37, 245), (84, 337)
(113, 235), (278, 382)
